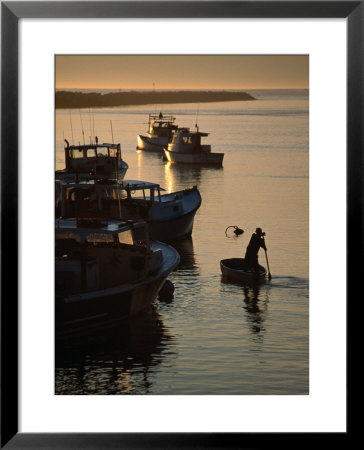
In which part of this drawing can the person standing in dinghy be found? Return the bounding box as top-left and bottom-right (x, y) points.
(244, 228), (267, 271)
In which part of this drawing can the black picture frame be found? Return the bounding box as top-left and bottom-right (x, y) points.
(1, 1), (356, 448)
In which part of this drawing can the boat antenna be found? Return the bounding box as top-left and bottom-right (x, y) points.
(112, 143), (122, 217)
(110, 120), (114, 144)
(153, 82), (156, 115)
(89, 107), (93, 144)
(195, 103), (200, 132)
(92, 111), (96, 145)
(79, 109), (85, 145)
(69, 110), (74, 144)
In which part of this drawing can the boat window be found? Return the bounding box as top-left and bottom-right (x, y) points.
(97, 147), (109, 158)
(182, 136), (193, 145)
(102, 188), (113, 199)
(118, 229), (134, 245)
(86, 148), (96, 158)
(65, 188), (76, 200)
(65, 187), (93, 201)
(56, 231), (82, 242)
(86, 233), (114, 243)
(110, 188), (126, 200)
(109, 148), (119, 158)
(70, 149), (84, 159)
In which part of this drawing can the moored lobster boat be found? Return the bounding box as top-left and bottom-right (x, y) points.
(56, 178), (201, 242)
(163, 127), (224, 165)
(55, 218), (180, 337)
(220, 258), (266, 284)
(137, 112), (179, 152)
(56, 139), (129, 182)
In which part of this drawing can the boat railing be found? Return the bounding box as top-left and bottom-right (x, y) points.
(64, 142), (123, 165)
(148, 113), (175, 123)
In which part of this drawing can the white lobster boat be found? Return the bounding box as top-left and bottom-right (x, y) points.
(163, 127), (224, 165)
(137, 112), (179, 152)
(55, 218), (180, 337)
(56, 178), (202, 242)
(56, 139), (129, 182)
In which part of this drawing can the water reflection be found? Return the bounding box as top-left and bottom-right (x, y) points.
(242, 284), (269, 336)
(220, 277), (270, 338)
(136, 148), (163, 163)
(170, 238), (197, 270)
(55, 305), (175, 395)
(163, 162), (223, 192)
(135, 149), (165, 181)
(166, 238), (202, 305)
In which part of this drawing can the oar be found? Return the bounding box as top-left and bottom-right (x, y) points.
(263, 238), (272, 280)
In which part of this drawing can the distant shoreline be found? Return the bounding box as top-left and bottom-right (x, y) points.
(55, 90), (256, 109)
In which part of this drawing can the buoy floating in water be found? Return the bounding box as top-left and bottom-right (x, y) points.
(158, 279), (175, 301)
(225, 225), (244, 237)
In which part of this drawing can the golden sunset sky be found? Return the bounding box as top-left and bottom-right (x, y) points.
(56, 55), (308, 90)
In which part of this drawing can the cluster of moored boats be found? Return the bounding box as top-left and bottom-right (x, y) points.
(136, 112), (224, 165)
(55, 113), (268, 338)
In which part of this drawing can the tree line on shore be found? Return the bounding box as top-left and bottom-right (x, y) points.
(55, 90), (256, 109)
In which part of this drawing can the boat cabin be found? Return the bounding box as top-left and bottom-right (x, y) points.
(55, 218), (158, 293)
(147, 113), (178, 138)
(55, 219), (150, 254)
(57, 179), (165, 220)
(63, 139), (124, 175)
(169, 129), (211, 153)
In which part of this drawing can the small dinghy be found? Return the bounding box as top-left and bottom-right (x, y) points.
(220, 258), (266, 284)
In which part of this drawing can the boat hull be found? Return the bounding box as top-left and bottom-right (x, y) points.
(220, 258), (266, 284)
(147, 186), (201, 241)
(58, 184), (202, 243)
(137, 135), (168, 152)
(164, 148), (224, 165)
(56, 242), (180, 337)
(149, 205), (200, 242)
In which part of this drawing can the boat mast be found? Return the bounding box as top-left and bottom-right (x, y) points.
(195, 103), (200, 132)
(88, 107), (93, 144)
(69, 110), (74, 144)
(79, 109), (85, 145)
(110, 120), (114, 144)
(109, 120), (122, 217)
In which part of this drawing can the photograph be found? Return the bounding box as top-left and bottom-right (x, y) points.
(54, 54), (309, 395)
(2, 0), (355, 444)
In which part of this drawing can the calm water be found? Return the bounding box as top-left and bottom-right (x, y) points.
(55, 90), (309, 395)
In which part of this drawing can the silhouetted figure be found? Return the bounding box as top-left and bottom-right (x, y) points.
(244, 228), (267, 270)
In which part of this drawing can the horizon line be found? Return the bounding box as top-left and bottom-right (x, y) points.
(56, 87), (309, 91)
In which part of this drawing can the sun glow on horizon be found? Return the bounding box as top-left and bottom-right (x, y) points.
(56, 55), (309, 91)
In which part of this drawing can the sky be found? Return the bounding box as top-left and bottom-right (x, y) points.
(55, 55), (308, 90)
